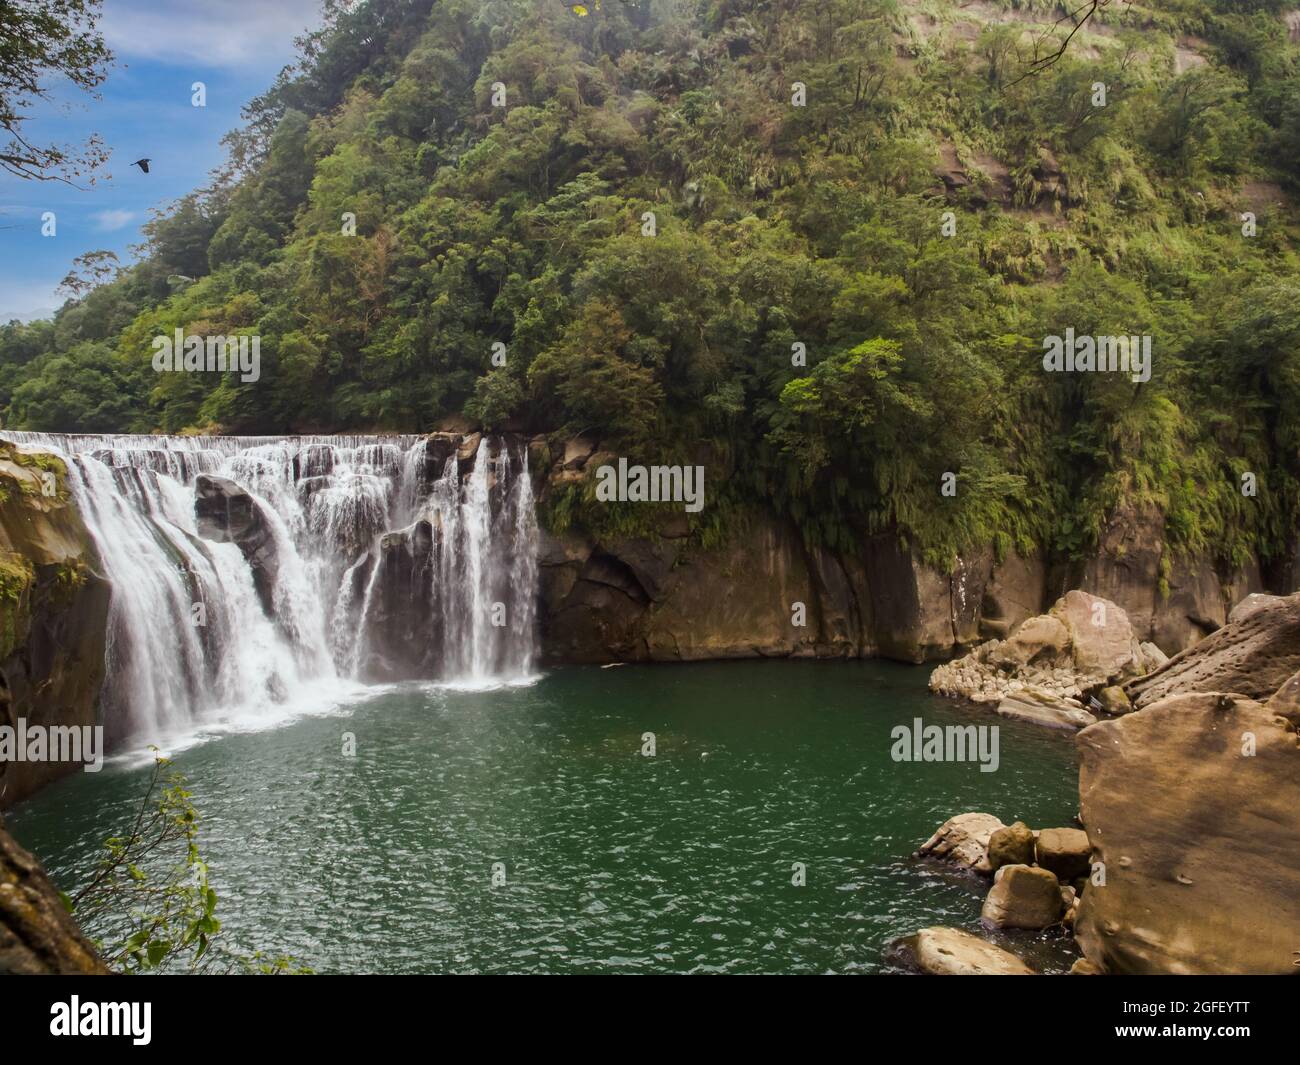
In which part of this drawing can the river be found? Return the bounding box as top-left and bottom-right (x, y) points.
(8, 659), (1080, 974)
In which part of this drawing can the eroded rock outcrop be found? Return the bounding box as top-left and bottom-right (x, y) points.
(929, 591), (1146, 724)
(1074, 691), (1300, 974)
(995, 687), (1097, 730)
(0, 446), (110, 808)
(1124, 590), (1300, 710)
(357, 519), (438, 681)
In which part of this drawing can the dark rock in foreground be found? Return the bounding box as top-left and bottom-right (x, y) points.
(0, 818), (108, 974)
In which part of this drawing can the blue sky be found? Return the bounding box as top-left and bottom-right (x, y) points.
(0, 0), (325, 321)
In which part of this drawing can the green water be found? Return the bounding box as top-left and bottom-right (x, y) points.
(8, 661), (1081, 974)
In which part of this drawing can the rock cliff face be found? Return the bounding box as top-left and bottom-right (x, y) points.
(531, 438), (1285, 666)
(0, 816), (109, 973)
(536, 516), (994, 664)
(1050, 502), (1264, 654)
(0, 446), (109, 810)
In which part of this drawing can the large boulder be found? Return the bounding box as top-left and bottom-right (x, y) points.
(1074, 692), (1300, 974)
(1125, 591), (1300, 709)
(890, 926), (1036, 975)
(194, 474), (279, 615)
(981, 864), (1064, 929)
(916, 812), (1004, 872)
(1050, 590), (1138, 684)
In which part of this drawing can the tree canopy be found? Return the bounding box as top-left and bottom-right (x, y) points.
(2, 0), (1298, 571)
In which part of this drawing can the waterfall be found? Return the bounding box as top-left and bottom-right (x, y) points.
(0, 431), (540, 744)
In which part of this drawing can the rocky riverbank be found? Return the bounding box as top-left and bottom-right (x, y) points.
(901, 590), (1300, 975)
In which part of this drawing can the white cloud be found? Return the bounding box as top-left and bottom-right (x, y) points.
(100, 0), (323, 68)
(94, 208), (136, 231)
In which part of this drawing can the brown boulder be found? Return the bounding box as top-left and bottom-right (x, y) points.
(1075, 692), (1300, 974)
(916, 812), (1004, 872)
(981, 864), (1063, 929)
(1050, 590), (1138, 682)
(986, 821), (1035, 871)
(1035, 827), (1091, 881)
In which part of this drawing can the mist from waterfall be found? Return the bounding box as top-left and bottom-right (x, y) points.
(0, 432), (540, 745)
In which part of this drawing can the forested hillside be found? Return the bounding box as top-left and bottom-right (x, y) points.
(2, 0), (1299, 573)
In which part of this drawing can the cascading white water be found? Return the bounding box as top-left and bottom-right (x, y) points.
(0, 431), (540, 743)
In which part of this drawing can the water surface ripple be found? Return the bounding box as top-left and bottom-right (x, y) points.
(10, 660), (1080, 974)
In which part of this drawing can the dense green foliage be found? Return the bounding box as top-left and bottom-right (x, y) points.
(2, 0), (1298, 570)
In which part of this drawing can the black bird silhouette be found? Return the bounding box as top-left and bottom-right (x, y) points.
(132, 158), (151, 173)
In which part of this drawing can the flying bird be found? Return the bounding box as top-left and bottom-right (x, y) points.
(132, 158), (151, 174)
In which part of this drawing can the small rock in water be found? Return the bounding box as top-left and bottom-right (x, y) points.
(916, 812), (1005, 873)
(890, 926), (1037, 976)
(981, 864), (1064, 929)
(987, 821), (1035, 871)
(1036, 827), (1092, 880)
(996, 687), (1097, 731)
